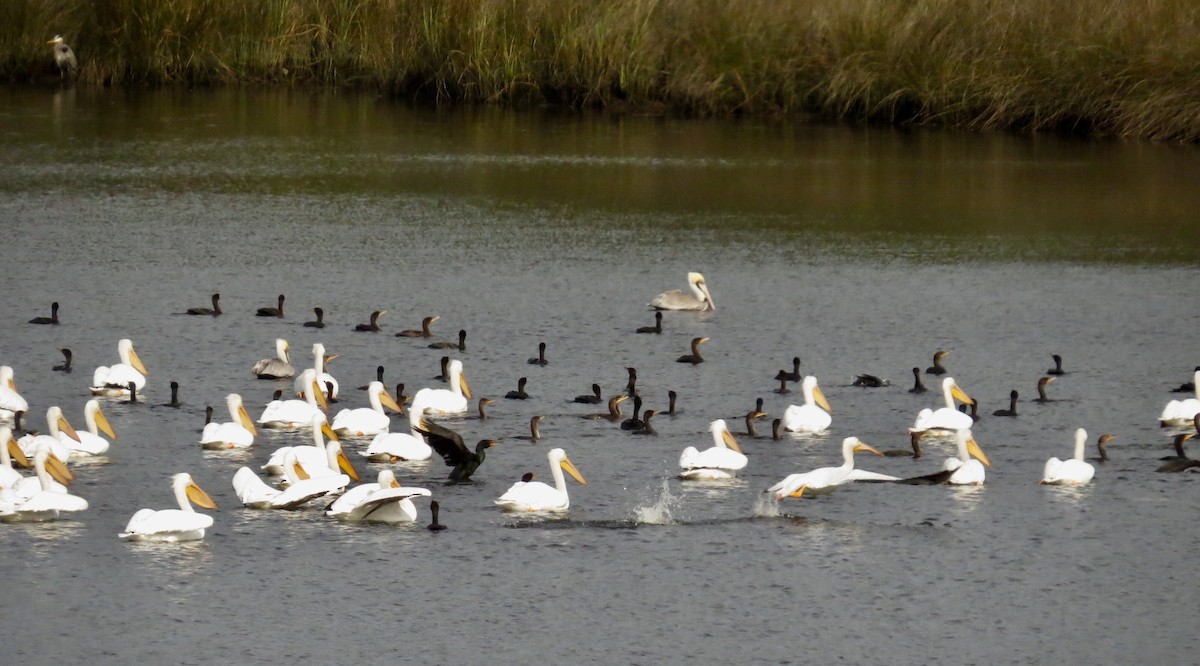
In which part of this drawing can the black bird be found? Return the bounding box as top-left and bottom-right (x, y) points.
(1047, 354), (1066, 376)
(394, 383), (410, 407)
(271, 389), (284, 401)
(435, 356), (450, 382)
(581, 395), (628, 422)
(505, 377), (530, 400)
(120, 382), (139, 404)
(358, 366), (386, 390)
(527, 342), (548, 366)
(632, 410), (658, 435)
(429, 329), (467, 351)
(1159, 433), (1195, 461)
(159, 381), (181, 408)
(749, 398), (767, 420)
(1087, 434), (1116, 463)
(1169, 366), (1200, 393)
(741, 412), (760, 438)
(325, 381), (340, 404)
(771, 418), (782, 441)
(908, 367), (928, 394)
(256, 294), (285, 317)
(667, 390), (679, 416)
(884, 431), (925, 458)
(29, 301), (60, 324)
(52, 348), (72, 373)
(676, 337), (709, 364)
(620, 395), (645, 430)
(427, 500), (447, 531)
(185, 294), (221, 316)
(416, 418), (497, 481)
(773, 371), (791, 395)
(626, 367), (638, 395)
(636, 311), (663, 334)
(781, 357), (802, 383)
(992, 390), (1019, 417)
(475, 397), (495, 420)
(573, 383), (603, 404)
(12, 410), (36, 438)
(397, 315), (438, 338)
(852, 374), (888, 388)
(1032, 376), (1056, 403)
(1156, 434), (1199, 472)
(926, 350), (950, 376)
(354, 310), (386, 332)
(199, 405), (213, 432)
(304, 307), (325, 328)
(515, 415), (545, 442)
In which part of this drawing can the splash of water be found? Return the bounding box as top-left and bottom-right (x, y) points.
(633, 478), (678, 525)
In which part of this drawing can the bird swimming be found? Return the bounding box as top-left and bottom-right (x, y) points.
(186, 293), (221, 316)
(304, 307), (325, 328)
(428, 329), (467, 351)
(679, 419), (747, 480)
(416, 418), (496, 481)
(52, 348), (72, 373)
(908, 367), (928, 394)
(354, 310), (386, 332)
(1048, 354), (1066, 376)
(256, 294), (285, 317)
(648, 271), (715, 311)
(676, 337), (709, 364)
(782, 376), (832, 433)
(528, 342), (548, 366)
(396, 315), (438, 338)
(636, 311), (663, 334)
(494, 447), (587, 512)
(992, 390), (1019, 417)
(251, 338), (294, 379)
(29, 301), (60, 324)
(572, 383), (603, 404)
(505, 377), (530, 400)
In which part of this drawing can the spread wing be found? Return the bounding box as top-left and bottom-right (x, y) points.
(415, 418), (470, 467)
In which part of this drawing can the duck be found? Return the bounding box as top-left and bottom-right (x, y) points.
(304, 307), (325, 328)
(648, 271), (715, 311)
(679, 419), (747, 480)
(676, 337), (709, 364)
(636, 311), (663, 334)
(200, 394), (258, 449)
(118, 473), (217, 541)
(572, 383), (603, 404)
(330, 381), (404, 436)
(782, 376), (832, 433)
(185, 293), (221, 316)
(90, 339), (148, 396)
(353, 309), (386, 332)
(416, 418), (496, 481)
(910, 377), (974, 434)
(1041, 428), (1096, 485)
(767, 437), (895, 499)
(29, 301), (61, 324)
(396, 315), (438, 338)
(581, 395), (628, 422)
(256, 294), (285, 317)
(325, 470), (432, 523)
(428, 329), (467, 351)
(494, 448), (587, 512)
(413, 359), (471, 415)
(251, 338), (294, 379)
(926, 350), (950, 376)
(992, 390), (1019, 417)
(1160, 370), (1200, 427)
(505, 377), (531, 400)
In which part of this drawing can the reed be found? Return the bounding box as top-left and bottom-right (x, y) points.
(4, 0), (1200, 140)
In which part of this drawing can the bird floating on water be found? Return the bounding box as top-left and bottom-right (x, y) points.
(29, 301), (60, 325)
(648, 271), (715, 311)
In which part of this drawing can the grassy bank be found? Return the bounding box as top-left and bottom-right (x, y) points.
(4, 0), (1200, 140)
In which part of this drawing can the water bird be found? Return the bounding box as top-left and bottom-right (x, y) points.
(200, 394), (257, 449)
(773, 371), (791, 394)
(636, 311), (663, 334)
(396, 315), (438, 338)
(1048, 354), (1066, 375)
(1032, 377), (1056, 403)
(667, 390), (679, 415)
(434, 356), (450, 382)
(528, 341), (548, 366)
(884, 431), (925, 458)
(505, 377), (530, 400)
(494, 448), (586, 512)
(47, 35), (77, 78)
(258, 369), (327, 428)
(256, 294), (285, 317)
(741, 412), (760, 438)
(234, 451), (350, 510)
(572, 383), (603, 404)
(362, 398), (434, 462)
(910, 377), (974, 434)
(581, 395), (628, 422)
(185, 293), (221, 316)
(648, 271), (715, 311)
(1156, 434), (1199, 473)
(331, 381), (404, 436)
(266, 415), (358, 484)
(90, 338), (148, 396)
(1087, 434), (1116, 463)
(767, 437), (895, 499)
(119, 473), (217, 542)
(160, 381), (181, 408)
(413, 359), (471, 415)
(632, 410), (657, 435)
(908, 367), (928, 394)
(475, 397), (494, 420)
(620, 395), (645, 430)
(1041, 428), (1096, 485)
(0, 444), (85, 522)
(251, 338), (294, 379)
(293, 342), (338, 400)
(515, 415), (545, 442)
(63, 399), (118, 456)
(357, 366), (386, 390)
(926, 350), (950, 376)
(416, 418), (496, 481)
(1169, 366), (1200, 393)
(942, 429), (992, 485)
(0, 366), (29, 419)
(679, 419), (747, 480)
(304, 307), (325, 328)
(992, 390), (1019, 417)
(29, 301), (60, 324)
(325, 469), (431, 523)
(676, 336), (709, 364)
(354, 309), (386, 332)
(11, 411), (35, 439)
(748, 397), (768, 420)
(626, 367), (638, 395)
(427, 500), (447, 531)
(52, 348), (72, 373)
(1159, 370), (1200, 426)
(782, 376), (832, 433)
(852, 374), (888, 388)
(428, 329), (467, 351)
(771, 419), (782, 441)
(781, 357), (802, 383)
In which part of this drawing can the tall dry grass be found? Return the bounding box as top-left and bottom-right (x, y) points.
(3, 0), (1200, 139)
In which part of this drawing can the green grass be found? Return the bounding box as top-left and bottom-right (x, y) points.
(4, 0), (1200, 140)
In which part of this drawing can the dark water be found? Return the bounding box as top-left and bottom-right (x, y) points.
(2, 86), (1199, 664)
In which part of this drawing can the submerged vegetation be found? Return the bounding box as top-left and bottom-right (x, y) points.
(3, 0), (1200, 140)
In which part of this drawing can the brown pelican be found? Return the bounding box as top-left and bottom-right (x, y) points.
(185, 294), (221, 316)
(353, 310), (386, 332)
(926, 350), (949, 376)
(676, 337), (709, 364)
(397, 315), (438, 338)
(527, 342), (548, 366)
(636, 311), (663, 334)
(428, 329), (466, 351)
(256, 294), (285, 318)
(29, 301), (60, 324)
(649, 272), (715, 311)
(303, 307), (325, 328)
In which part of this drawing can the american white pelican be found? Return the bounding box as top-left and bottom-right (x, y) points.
(0, 366), (29, 420)
(0, 443), (86, 522)
(325, 470), (431, 523)
(768, 437), (896, 499)
(910, 377), (974, 433)
(263, 414), (357, 489)
(293, 343), (338, 399)
(200, 394), (258, 449)
(90, 339), (148, 396)
(782, 376), (832, 433)
(416, 418), (496, 481)
(331, 381), (403, 436)
(251, 338), (294, 379)
(119, 473), (217, 541)
(648, 271), (715, 311)
(61, 399), (118, 456)
(1160, 370), (1200, 427)
(413, 359), (471, 415)
(0, 427), (29, 489)
(259, 369), (327, 429)
(18, 406), (78, 461)
(942, 428), (991, 485)
(679, 419), (748, 480)
(363, 398), (433, 461)
(232, 450), (346, 509)
(1041, 428), (1095, 485)
(494, 448), (587, 512)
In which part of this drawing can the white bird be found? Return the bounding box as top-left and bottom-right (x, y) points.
(362, 397), (433, 461)
(1160, 370), (1200, 427)
(119, 473), (218, 542)
(679, 419), (748, 480)
(911, 377), (975, 433)
(251, 338), (294, 379)
(648, 271), (715, 311)
(18, 405), (79, 462)
(1041, 428), (1095, 485)
(768, 437), (896, 499)
(262, 414), (358, 490)
(293, 343), (338, 399)
(90, 338), (148, 396)
(232, 451), (346, 509)
(0, 443), (87, 522)
(325, 470), (431, 523)
(413, 359), (471, 415)
(60, 399), (118, 456)
(942, 428), (992, 485)
(0, 366), (29, 420)
(494, 448), (587, 512)
(0, 427), (29, 489)
(200, 393), (258, 449)
(782, 376), (832, 433)
(331, 381), (403, 436)
(259, 369), (327, 428)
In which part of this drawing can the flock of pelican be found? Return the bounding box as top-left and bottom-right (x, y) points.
(3, 271), (1199, 539)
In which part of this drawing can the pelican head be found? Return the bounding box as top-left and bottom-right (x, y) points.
(709, 418), (742, 453)
(957, 429), (991, 467)
(802, 375), (832, 413)
(550, 448), (587, 486)
(687, 271), (715, 311)
(448, 359), (471, 399)
(173, 472), (218, 510)
(118, 338), (149, 375)
(943, 377), (973, 406)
